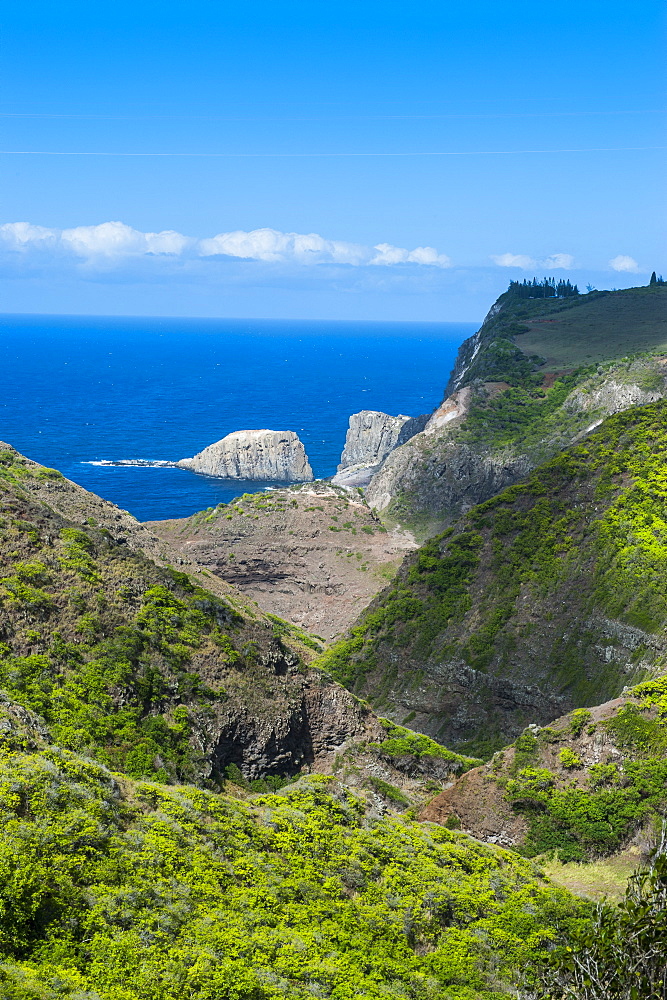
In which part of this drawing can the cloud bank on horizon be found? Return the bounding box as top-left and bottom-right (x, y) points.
(0, 220), (649, 320)
(0, 221), (452, 270)
(0, 220), (644, 280)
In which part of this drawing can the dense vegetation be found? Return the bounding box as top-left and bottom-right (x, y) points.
(0, 731), (582, 1000)
(320, 400), (667, 751)
(3, 279), (667, 997)
(490, 677), (667, 861)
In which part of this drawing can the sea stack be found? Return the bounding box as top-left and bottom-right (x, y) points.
(332, 410), (428, 487)
(177, 430), (314, 481)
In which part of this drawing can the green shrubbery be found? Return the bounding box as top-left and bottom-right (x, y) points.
(495, 688), (667, 861)
(322, 399), (667, 750)
(371, 721), (481, 771)
(0, 507), (253, 785)
(0, 751), (580, 1000)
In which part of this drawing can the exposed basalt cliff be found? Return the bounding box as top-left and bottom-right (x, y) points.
(319, 400), (667, 755)
(177, 429), (314, 481)
(366, 284), (667, 537)
(146, 484), (417, 640)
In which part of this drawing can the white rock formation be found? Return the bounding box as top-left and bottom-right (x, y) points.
(337, 411), (412, 471)
(177, 430), (313, 481)
(332, 410), (427, 486)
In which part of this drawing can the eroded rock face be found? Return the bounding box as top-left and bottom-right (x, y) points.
(418, 695), (638, 851)
(178, 430), (314, 481)
(146, 485), (417, 640)
(338, 411), (411, 471)
(332, 411), (427, 487)
(337, 410), (428, 471)
(364, 368), (667, 536)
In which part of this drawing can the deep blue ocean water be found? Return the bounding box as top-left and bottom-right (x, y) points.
(0, 314), (475, 521)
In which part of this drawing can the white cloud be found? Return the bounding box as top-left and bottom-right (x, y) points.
(0, 222), (58, 249)
(0, 220), (451, 271)
(491, 253), (537, 268)
(491, 251), (575, 270)
(60, 221), (191, 257)
(609, 254), (640, 273)
(198, 228), (369, 265)
(370, 243), (451, 267)
(543, 253), (575, 269)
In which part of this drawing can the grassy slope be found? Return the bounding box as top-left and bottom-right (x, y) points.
(510, 285), (667, 371)
(378, 284), (667, 536)
(0, 718), (580, 1000)
(451, 283), (667, 389)
(320, 400), (667, 753)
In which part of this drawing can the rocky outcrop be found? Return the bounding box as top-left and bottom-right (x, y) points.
(201, 654), (385, 780)
(178, 429), (313, 481)
(338, 411), (410, 470)
(361, 286), (667, 536)
(332, 410), (427, 487)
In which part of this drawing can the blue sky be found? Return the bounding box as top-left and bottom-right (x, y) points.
(1, 0), (665, 320)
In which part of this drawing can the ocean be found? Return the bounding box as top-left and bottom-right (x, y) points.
(0, 314), (475, 521)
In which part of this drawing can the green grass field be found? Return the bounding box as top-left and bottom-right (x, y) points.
(513, 286), (667, 370)
(541, 847), (642, 901)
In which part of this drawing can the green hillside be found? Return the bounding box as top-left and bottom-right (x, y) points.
(512, 285), (667, 371)
(0, 725), (580, 1000)
(449, 282), (667, 389)
(423, 678), (667, 863)
(0, 444), (314, 786)
(321, 399), (667, 754)
(369, 284), (667, 539)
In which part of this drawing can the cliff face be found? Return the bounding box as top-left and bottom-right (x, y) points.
(320, 400), (667, 755)
(333, 410), (427, 487)
(178, 429), (314, 481)
(338, 410), (428, 470)
(365, 285), (667, 537)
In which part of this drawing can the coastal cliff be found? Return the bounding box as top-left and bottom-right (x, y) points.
(177, 428), (314, 481)
(333, 410), (427, 487)
(365, 284), (667, 536)
(320, 398), (667, 754)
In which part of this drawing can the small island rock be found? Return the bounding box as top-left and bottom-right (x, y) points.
(177, 429), (314, 481)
